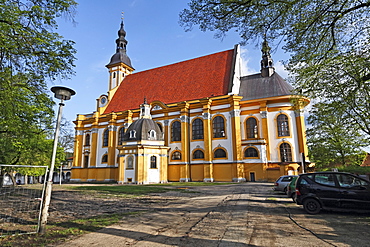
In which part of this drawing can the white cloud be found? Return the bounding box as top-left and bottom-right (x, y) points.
(274, 60), (289, 79)
(240, 47), (258, 76)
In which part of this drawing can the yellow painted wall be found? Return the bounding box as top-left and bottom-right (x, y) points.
(190, 164), (204, 181)
(213, 164), (233, 181)
(168, 165), (180, 181)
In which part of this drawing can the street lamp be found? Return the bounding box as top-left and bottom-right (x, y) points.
(39, 86), (75, 234)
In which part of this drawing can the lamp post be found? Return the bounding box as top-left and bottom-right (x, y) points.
(39, 86), (75, 234)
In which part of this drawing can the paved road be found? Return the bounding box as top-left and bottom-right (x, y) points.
(55, 183), (370, 247)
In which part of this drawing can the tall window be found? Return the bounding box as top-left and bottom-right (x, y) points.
(118, 127), (125, 145)
(244, 147), (258, 158)
(127, 156), (134, 169)
(277, 114), (290, 137)
(103, 129), (109, 147)
(150, 156), (157, 169)
(193, 150), (204, 159)
(171, 151), (181, 160)
(171, 121), (181, 142)
(214, 148), (227, 158)
(192, 118), (204, 140)
(280, 143), (292, 162)
(213, 116), (225, 138)
(246, 118), (258, 139)
(85, 134), (90, 146)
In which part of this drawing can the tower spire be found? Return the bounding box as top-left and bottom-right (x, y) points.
(105, 17), (135, 98)
(260, 36), (275, 77)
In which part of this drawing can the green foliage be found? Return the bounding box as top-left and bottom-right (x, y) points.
(180, 1), (370, 135)
(307, 102), (369, 169)
(0, 0), (77, 170)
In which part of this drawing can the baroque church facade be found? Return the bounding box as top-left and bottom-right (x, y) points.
(71, 22), (310, 183)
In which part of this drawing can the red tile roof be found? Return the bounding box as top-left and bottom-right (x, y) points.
(104, 49), (234, 114)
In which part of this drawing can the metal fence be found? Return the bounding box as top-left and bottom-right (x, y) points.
(0, 165), (48, 237)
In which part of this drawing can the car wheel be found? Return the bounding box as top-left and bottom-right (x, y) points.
(303, 198), (321, 214)
(283, 187), (287, 194)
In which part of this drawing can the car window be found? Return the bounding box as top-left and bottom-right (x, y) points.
(335, 174), (369, 188)
(298, 177), (309, 185)
(281, 177), (293, 182)
(314, 174), (336, 187)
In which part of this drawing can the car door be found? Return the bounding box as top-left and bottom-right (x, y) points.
(312, 173), (341, 208)
(335, 174), (370, 210)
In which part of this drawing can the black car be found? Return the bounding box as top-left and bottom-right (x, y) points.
(295, 172), (370, 214)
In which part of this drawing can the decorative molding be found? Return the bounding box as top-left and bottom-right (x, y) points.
(164, 120), (169, 126)
(108, 125), (117, 131)
(202, 112), (211, 120)
(260, 111), (267, 119)
(180, 115), (189, 123)
(229, 109), (241, 118)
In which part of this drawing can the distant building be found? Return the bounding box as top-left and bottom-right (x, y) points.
(71, 22), (310, 183)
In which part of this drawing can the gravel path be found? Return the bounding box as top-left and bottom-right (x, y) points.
(52, 183), (370, 247)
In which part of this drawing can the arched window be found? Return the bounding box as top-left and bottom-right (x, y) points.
(171, 151), (181, 160)
(277, 114), (290, 137)
(150, 156), (157, 169)
(214, 148), (227, 158)
(85, 134), (90, 146)
(127, 156), (134, 169)
(244, 147), (259, 158)
(280, 143), (292, 162)
(103, 129), (109, 147)
(102, 154), (108, 163)
(118, 127), (125, 145)
(148, 129), (156, 139)
(129, 130), (136, 139)
(213, 116), (225, 138)
(192, 118), (204, 140)
(246, 118), (258, 139)
(193, 150), (204, 159)
(171, 121), (181, 142)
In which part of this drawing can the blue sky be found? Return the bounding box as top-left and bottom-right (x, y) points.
(53, 0), (289, 122)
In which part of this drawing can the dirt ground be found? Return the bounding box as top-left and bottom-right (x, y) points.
(48, 183), (370, 247)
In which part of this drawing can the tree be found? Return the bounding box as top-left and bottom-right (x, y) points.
(306, 102), (368, 169)
(180, 0), (370, 135)
(0, 0), (77, 183)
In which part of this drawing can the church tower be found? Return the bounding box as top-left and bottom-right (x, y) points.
(260, 39), (275, 77)
(106, 21), (134, 100)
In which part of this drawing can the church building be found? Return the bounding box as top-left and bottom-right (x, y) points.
(71, 22), (310, 183)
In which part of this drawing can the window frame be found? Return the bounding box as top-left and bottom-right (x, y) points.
(213, 148), (227, 159)
(212, 116), (226, 138)
(171, 120), (181, 142)
(150, 156), (157, 169)
(246, 117), (258, 139)
(192, 149), (205, 160)
(279, 143), (292, 162)
(277, 114), (290, 137)
(103, 129), (109, 147)
(117, 127), (125, 145)
(192, 118), (204, 140)
(244, 147), (259, 158)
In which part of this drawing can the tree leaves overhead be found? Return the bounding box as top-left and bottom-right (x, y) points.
(0, 0), (77, 167)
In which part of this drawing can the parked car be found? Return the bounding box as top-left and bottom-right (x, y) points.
(295, 172), (370, 214)
(273, 175), (298, 194)
(287, 176), (298, 202)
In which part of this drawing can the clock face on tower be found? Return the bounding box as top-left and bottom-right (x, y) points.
(100, 95), (108, 107)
